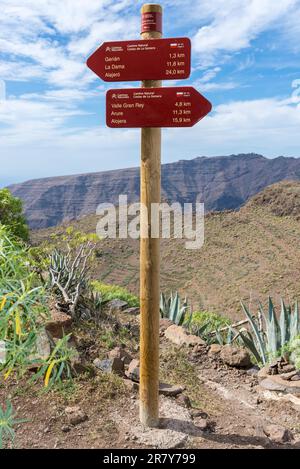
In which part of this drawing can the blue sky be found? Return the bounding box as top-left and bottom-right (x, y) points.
(0, 0), (300, 187)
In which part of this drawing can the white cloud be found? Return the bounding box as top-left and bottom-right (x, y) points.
(0, 1), (139, 88)
(192, 67), (237, 92)
(192, 0), (299, 62)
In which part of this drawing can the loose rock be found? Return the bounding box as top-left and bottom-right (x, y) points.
(159, 318), (173, 334)
(280, 370), (299, 381)
(176, 394), (191, 408)
(260, 374), (300, 393)
(259, 378), (287, 392)
(45, 311), (72, 338)
(123, 379), (139, 391)
(126, 359), (140, 382)
(194, 417), (210, 432)
(93, 357), (124, 376)
(220, 345), (251, 368)
(189, 409), (209, 420)
(208, 344), (222, 356)
(106, 299), (128, 313)
(108, 346), (132, 365)
(65, 406), (88, 426)
(257, 365), (271, 380)
(164, 324), (205, 347)
(61, 425), (71, 433)
(159, 383), (185, 397)
(263, 424), (293, 444)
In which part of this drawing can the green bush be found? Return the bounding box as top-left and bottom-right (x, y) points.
(189, 310), (230, 334)
(91, 281), (139, 307)
(288, 335), (300, 370)
(0, 189), (28, 241)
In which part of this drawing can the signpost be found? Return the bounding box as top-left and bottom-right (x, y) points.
(86, 3), (212, 429)
(87, 38), (191, 82)
(106, 87), (212, 128)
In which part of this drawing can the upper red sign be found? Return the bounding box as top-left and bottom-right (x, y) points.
(141, 11), (162, 33)
(106, 87), (212, 128)
(86, 38), (191, 82)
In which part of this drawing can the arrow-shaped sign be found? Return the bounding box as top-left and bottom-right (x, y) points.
(106, 86), (212, 128)
(87, 38), (191, 82)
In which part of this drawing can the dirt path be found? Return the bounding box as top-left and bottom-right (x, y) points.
(1, 326), (299, 449)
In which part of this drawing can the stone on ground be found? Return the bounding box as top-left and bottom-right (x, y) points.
(164, 324), (205, 347)
(45, 310), (72, 338)
(159, 383), (185, 397)
(263, 424), (293, 444)
(106, 299), (128, 313)
(108, 346), (132, 365)
(126, 359), (140, 382)
(159, 318), (173, 335)
(123, 379), (139, 391)
(93, 357), (124, 376)
(260, 375), (300, 393)
(208, 344), (222, 356)
(65, 406), (88, 426)
(36, 329), (51, 359)
(176, 394), (191, 408)
(220, 344), (251, 368)
(257, 365), (271, 380)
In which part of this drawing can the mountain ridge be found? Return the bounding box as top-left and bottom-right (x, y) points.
(32, 180), (300, 319)
(9, 153), (300, 229)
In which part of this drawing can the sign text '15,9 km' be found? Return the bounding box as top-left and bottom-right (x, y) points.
(106, 87), (212, 128)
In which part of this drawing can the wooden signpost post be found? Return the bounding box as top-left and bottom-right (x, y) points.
(87, 3), (212, 428)
(139, 3), (162, 428)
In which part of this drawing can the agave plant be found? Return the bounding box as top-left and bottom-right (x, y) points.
(0, 400), (28, 449)
(160, 292), (189, 326)
(240, 297), (300, 365)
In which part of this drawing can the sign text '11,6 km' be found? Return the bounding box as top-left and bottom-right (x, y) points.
(87, 38), (191, 82)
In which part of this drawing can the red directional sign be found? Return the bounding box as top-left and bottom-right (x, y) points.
(106, 87), (212, 128)
(87, 38), (191, 82)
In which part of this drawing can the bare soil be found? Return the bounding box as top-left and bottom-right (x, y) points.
(1, 310), (299, 449)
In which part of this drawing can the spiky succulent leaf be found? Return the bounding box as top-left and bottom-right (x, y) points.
(241, 301), (267, 363)
(239, 330), (265, 365)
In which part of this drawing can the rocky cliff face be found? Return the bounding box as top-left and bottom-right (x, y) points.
(8, 153), (300, 229)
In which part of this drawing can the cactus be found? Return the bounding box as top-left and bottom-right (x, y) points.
(48, 240), (96, 319)
(160, 291), (188, 326)
(240, 297), (300, 365)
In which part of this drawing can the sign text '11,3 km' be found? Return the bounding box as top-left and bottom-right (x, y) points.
(106, 87), (212, 128)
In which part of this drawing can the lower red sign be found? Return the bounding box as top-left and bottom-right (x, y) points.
(106, 87), (212, 128)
